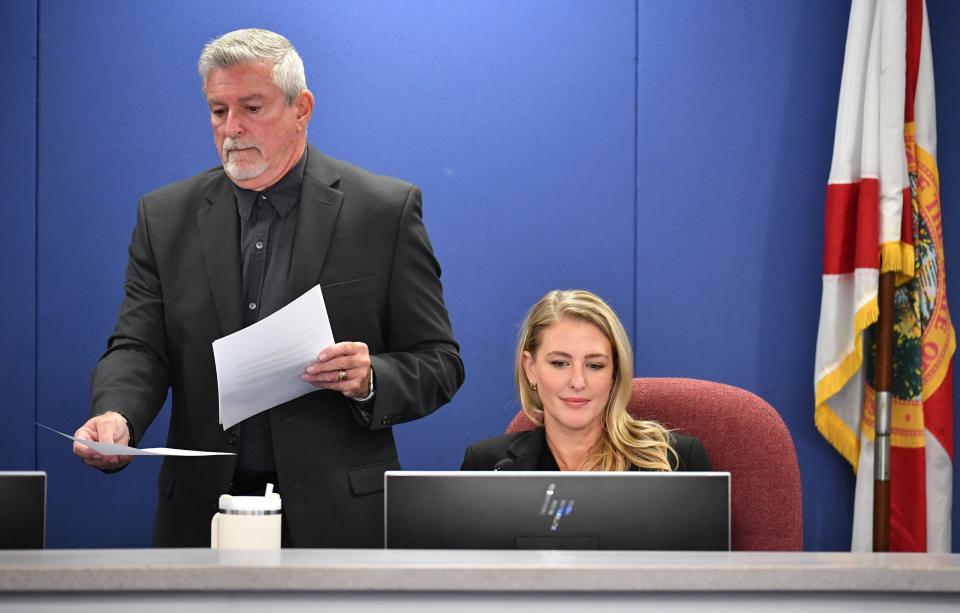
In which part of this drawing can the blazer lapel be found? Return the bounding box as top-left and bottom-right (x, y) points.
(507, 428), (547, 470)
(197, 175), (243, 337)
(286, 146), (344, 302)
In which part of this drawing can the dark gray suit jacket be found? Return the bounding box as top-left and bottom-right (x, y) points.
(461, 427), (712, 472)
(91, 146), (464, 547)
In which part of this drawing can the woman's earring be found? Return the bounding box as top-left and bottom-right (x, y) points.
(530, 381), (538, 391)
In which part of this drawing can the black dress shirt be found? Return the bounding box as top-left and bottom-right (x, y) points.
(233, 150), (308, 473)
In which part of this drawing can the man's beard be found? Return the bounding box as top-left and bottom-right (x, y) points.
(222, 137), (268, 180)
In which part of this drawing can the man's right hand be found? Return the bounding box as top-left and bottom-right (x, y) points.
(73, 412), (133, 470)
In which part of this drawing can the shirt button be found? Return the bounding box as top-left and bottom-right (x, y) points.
(260, 195), (268, 200)
(248, 302), (257, 310)
(255, 241), (264, 250)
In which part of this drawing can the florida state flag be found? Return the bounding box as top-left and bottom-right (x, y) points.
(814, 0), (954, 552)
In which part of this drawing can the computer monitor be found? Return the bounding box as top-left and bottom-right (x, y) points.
(385, 471), (730, 550)
(0, 471), (46, 549)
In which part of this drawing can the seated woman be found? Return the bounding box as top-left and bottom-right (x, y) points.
(462, 289), (711, 471)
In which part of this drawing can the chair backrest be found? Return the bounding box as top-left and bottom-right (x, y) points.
(506, 377), (803, 551)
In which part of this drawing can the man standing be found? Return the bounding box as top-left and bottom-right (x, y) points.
(72, 29), (463, 548)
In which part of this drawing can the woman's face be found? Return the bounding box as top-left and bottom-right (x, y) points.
(523, 317), (615, 436)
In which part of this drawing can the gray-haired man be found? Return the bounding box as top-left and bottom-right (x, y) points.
(73, 29), (463, 547)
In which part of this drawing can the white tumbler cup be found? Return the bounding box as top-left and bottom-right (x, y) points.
(210, 484), (282, 550)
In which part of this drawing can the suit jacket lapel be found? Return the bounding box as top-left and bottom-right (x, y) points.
(197, 175), (243, 337)
(286, 146), (344, 302)
(507, 428), (547, 470)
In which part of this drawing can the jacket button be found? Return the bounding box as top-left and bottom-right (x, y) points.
(227, 432), (238, 444)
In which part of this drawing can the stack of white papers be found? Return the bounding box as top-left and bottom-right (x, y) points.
(212, 284), (336, 429)
(41, 285), (336, 457)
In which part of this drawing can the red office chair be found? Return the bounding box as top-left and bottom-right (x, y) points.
(506, 377), (803, 551)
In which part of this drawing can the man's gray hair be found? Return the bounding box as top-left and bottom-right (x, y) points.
(198, 28), (307, 104)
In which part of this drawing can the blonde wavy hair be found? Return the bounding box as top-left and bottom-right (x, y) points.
(516, 290), (677, 471)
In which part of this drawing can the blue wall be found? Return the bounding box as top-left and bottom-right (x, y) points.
(3, 0), (958, 551)
(0, 1), (37, 472)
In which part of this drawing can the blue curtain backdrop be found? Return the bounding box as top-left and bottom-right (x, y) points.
(1, 0), (958, 551)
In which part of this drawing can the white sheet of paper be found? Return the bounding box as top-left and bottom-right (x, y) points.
(212, 284), (334, 430)
(38, 423), (235, 456)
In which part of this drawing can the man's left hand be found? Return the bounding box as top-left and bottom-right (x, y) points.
(302, 341), (372, 399)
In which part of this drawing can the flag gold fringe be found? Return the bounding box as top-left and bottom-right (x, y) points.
(815, 402), (861, 471)
(880, 240), (916, 279)
(815, 296), (878, 409)
(854, 296), (880, 334)
(813, 294), (879, 471)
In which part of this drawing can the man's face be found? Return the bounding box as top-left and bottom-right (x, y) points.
(205, 61), (313, 191)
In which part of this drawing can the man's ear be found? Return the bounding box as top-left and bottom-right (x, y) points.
(295, 89), (315, 128)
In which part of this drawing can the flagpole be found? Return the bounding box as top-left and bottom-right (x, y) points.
(873, 271), (895, 551)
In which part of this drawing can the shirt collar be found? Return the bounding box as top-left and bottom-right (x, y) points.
(233, 148), (309, 222)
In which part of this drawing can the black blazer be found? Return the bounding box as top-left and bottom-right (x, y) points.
(91, 146), (464, 547)
(461, 427), (712, 471)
